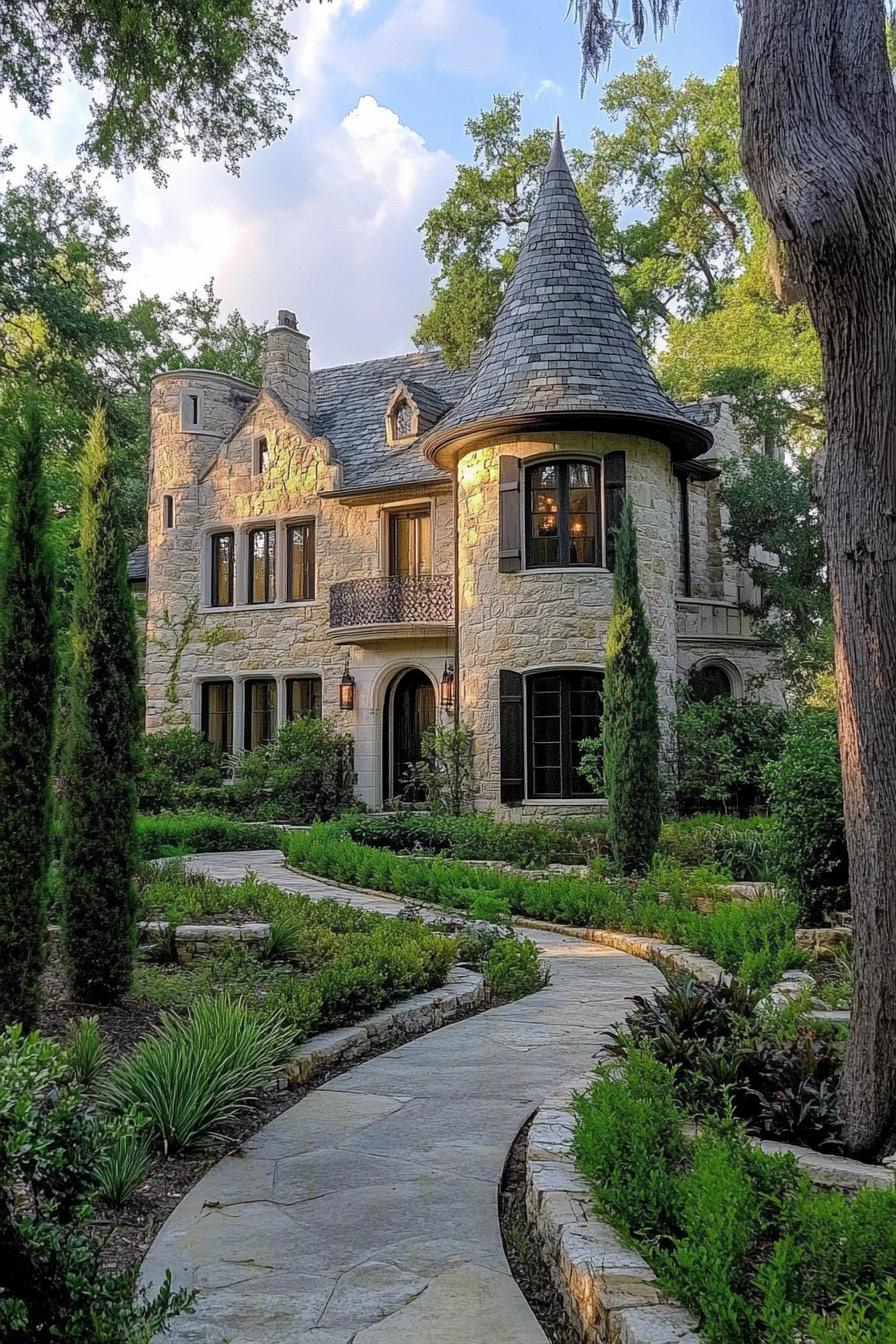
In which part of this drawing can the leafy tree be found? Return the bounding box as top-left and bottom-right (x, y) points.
(602, 499), (661, 874)
(721, 450), (830, 696)
(0, 0), (294, 182)
(575, 0), (896, 1168)
(61, 409), (141, 1004)
(0, 402), (55, 1027)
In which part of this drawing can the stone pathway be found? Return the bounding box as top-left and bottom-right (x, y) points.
(142, 850), (663, 1344)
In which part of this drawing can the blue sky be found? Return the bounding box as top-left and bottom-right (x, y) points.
(3, 0), (740, 368)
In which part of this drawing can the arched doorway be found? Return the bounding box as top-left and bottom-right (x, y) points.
(383, 668), (436, 803)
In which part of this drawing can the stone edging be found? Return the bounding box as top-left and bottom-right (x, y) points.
(281, 965), (487, 1088)
(526, 1075), (703, 1344)
(513, 917), (731, 987)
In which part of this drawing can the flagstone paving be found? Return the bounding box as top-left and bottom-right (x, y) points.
(142, 850), (663, 1343)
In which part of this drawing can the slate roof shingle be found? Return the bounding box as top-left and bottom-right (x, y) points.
(420, 123), (711, 462)
(127, 542), (148, 582)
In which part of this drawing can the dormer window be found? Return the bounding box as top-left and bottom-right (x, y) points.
(254, 435), (270, 474)
(393, 399), (414, 440)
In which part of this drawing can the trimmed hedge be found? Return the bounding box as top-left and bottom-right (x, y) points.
(344, 810), (609, 866)
(285, 824), (802, 987)
(137, 813), (282, 860)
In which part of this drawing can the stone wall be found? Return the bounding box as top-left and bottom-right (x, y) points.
(456, 430), (679, 816)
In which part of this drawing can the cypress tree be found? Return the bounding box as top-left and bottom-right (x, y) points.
(602, 496), (661, 875)
(61, 408), (140, 1002)
(0, 402), (56, 1027)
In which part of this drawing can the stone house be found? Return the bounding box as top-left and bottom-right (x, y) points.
(141, 127), (781, 818)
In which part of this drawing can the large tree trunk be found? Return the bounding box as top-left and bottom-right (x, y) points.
(739, 0), (896, 1156)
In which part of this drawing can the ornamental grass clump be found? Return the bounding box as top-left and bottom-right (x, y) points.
(103, 996), (294, 1153)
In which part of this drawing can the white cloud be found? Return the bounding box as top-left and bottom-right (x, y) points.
(340, 0), (509, 81)
(534, 78), (564, 100)
(0, 0), (464, 367)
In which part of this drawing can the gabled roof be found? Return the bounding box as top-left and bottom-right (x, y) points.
(310, 350), (469, 490)
(421, 122), (711, 467)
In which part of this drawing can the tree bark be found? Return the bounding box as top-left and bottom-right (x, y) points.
(739, 0), (896, 1156)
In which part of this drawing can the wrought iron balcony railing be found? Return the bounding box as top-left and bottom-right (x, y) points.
(330, 574), (454, 629)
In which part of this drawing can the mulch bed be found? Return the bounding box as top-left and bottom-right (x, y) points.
(499, 1117), (579, 1344)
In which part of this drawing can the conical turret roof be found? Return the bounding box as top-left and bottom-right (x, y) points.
(423, 122), (711, 466)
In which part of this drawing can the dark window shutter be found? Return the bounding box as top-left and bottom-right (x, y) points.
(603, 451), (626, 571)
(498, 456), (522, 572)
(499, 669), (525, 804)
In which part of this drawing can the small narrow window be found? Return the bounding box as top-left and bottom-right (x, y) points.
(393, 399), (414, 440)
(201, 681), (233, 756)
(210, 531), (234, 607)
(678, 475), (692, 597)
(248, 526), (276, 604)
(286, 522), (315, 601)
(180, 389), (202, 430)
(244, 679), (276, 750)
(286, 676), (322, 721)
(163, 495), (175, 530)
(254, 435), (270, 474)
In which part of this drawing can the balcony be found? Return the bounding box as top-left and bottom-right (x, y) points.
(329, 574), (454, 642)
(675, 598), (758, 643)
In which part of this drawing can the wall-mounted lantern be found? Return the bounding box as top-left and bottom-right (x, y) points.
(440, 661), (455, 711)
(339, 653), (356, 711)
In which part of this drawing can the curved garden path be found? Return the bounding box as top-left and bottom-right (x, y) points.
(142, 850), (663, 1344)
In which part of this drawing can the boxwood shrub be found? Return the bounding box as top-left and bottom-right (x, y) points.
(137, 812), (283, 860)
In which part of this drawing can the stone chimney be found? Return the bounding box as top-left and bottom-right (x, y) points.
(261, 309), (312, 423)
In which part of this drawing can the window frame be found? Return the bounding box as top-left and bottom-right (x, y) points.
(387, 506), (433, 578)
(243, 678), (277, 751)
(286, 675), (322, 721)
(525, 458), (602, 570)
(162, 494), (175, 529)
(285, 520), (316, 602)
(247, 525), (276, 605)
(525, 668), (603, 800)
(209, 530), (235, 608)
(254, 435), (270, 475)
(179, 388), (205, 432)
(200, 680), (233, 756)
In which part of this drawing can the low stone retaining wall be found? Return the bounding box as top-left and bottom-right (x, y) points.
(139, 918), (270, 962)
(526, 1076), (702, 1344)
(282, 966), (486, 1089)
(513, 917), (730, 987)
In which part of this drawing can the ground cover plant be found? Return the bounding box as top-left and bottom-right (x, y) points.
(136, 811), (283, 859)
(285, 823), (804, 988)
(573, 1049), (896, 1344)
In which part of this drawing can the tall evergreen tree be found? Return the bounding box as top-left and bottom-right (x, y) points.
(602, 498), (661, 875)
(0, 402), (56, 1026)
(61, 408), (140, 1002)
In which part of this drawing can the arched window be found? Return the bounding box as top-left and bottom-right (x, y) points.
(689, 663), (734, 703)
(392, 398), (415, 441)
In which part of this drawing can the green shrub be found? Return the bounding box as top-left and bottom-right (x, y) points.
(262, 978), (323, 1041)
(232, 716), (355, 822)
(573, 1049), (685, 1241)
(137, 728), (222, 814)
(601, 499), (661, 875)
(61, 409), (141, 1005)
(572, 1052), (896, 1344)
(668, 688), (788, 817)
(0, 401), (56, 1029)
(766, 711), (847, 921)
(0, 1025), (190, 1341)
(136, 812), (282, 860)
(403, 721), (474, 814)
(469, 891), (512, 922)
(659, 814), (776, 881)
(344, 809), (608, 866)
(103, 996), (294, 1153)
(64, 1015), (110, 1091)
(483, 938), (547, 999)
(286, 824), (803, 988)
